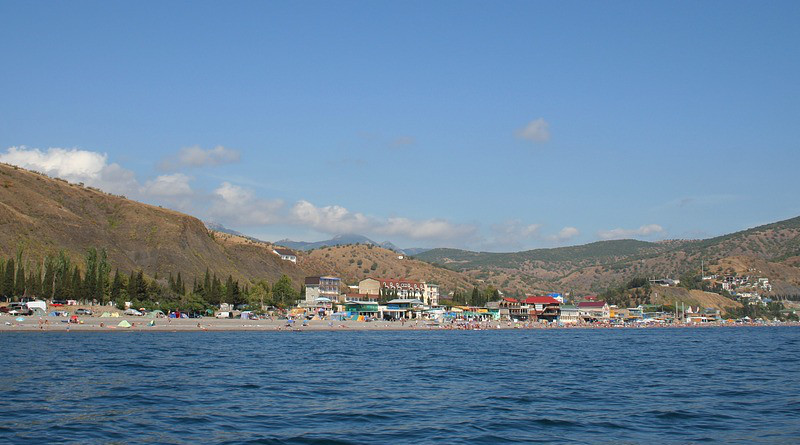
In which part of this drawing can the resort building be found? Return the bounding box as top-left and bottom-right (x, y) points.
(424, 283), (440, 306)
(384, 298), (424, 320)
(494, 297), (526, 320)
(358, 277), (431, 302)
(558, 305), (580, 324)
(523, 296), (561, 322)
(304, 276), (342, 303)
(272, 248), (297, 263)
(344, 301), (380, 318)
(577, 301), (611, 321)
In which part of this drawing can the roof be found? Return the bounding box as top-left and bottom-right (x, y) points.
(387, 299), (424, 304)
(305, 276), (321, 285)
(377, 278), (423, 287)
(523, 296), (560, 305)
(577, 301), (607, 308)
(273, 248), (296, 256)
(502, 297), (519, 303)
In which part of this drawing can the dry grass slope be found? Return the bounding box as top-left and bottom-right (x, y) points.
(0, 163), (304, 285)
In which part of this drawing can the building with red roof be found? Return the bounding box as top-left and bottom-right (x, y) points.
(577, 300), (610, 320)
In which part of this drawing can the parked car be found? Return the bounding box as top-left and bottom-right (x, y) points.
(123, 308), (143, 316)
(75, 308), (93, 315)
(51, 300), (67, 306)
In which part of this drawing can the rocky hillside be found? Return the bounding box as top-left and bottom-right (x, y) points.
(0, 163), (304, 285)
(300, 244), (475, 293)
(417, 216), (800, 295)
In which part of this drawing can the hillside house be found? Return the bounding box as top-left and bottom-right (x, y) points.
(272, 248), (297, 263)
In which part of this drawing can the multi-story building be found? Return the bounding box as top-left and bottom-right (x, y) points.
(577, 301), (610, 321)
(358, 277), (437, 305)
(523, 296), (560, 322)
(304, 276), (341, 303)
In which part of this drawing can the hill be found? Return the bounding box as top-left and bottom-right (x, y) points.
(0, 163), (305, 285)
(276, 233), (430, 255)
(0, 163), (468, 294)
(277, 234), (380, 251)
(300, 244), (475, 293)
(417, 217), (800, 296)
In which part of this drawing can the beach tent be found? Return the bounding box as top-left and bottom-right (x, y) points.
(148, 320), (155, 326)
(31, 308), (46, 316)
(118, 320), (132, 328)
(15, 317), (25, 322)
(111, 312), (120, 317)
(100, 312), (111, 317)
(330, 312), (347, 321)
(145, 310), (165, 319)
(357, 315), (365, 322)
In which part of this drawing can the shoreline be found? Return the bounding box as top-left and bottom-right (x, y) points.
(1, 316), (797, 333)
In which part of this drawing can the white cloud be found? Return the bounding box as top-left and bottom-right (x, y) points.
(488, 220), (543, 248)
(289, 200), (476, 241)
(141, 173), (193, 197)
(598, 224), (664, 240)
(209, 182), (284, 225)
(160, 145), (240, 170)
(515, 118), (550, 143)
(290, 200), (372, 234)
(0, 146), (138, 194)
(548, 226), (580, 243)
(377, 217), (477, 241)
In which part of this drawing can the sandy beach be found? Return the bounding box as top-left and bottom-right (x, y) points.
(1, 315), (797, 332)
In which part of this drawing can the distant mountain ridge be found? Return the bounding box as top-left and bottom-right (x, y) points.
(276, 233), (430, 255)
(415, 216), (800, 295)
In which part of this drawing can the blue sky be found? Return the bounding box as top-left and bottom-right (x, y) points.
(1, 1), (799, 251)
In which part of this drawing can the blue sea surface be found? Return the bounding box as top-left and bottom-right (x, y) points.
(1, 327), (798, 444)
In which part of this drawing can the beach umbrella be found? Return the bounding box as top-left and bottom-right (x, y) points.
(15, 317), (25, 322)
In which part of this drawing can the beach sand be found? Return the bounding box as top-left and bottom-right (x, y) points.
(0, 315), (796, 332)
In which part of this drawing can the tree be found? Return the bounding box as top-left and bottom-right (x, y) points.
(469, 286), (480, 306)
(14, 261), (25, 298)
(272, 275), (299, 308)
(97, 249), (110, 304)
(71, 266), (82, 301)
(110, 269), (123, 300)
(135, 270), (147, 300)
(2, 258), (14, 299)
(248, 280), (271, 310)
(84, 248), (98, 302)
(175, 272), (185, 296)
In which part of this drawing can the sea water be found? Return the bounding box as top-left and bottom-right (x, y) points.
(1, 327), (798, 444)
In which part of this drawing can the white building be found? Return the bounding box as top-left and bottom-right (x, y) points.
(272, 248), (297, 263)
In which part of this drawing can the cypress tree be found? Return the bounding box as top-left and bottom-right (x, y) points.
(14, 262), (25, 298)
(97, 249), (110, 304)
(176, 272), (184, 296)
(203, 269), (211, 300)
(71, 266), (82, 301)
(110, 269), (122, 301)
(4, 258), (16, 299)
(127, 270), (137, 299)
(84, 248), (97, 302)
(136, 270), (147, 300)
(225, 275), (235, 304)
